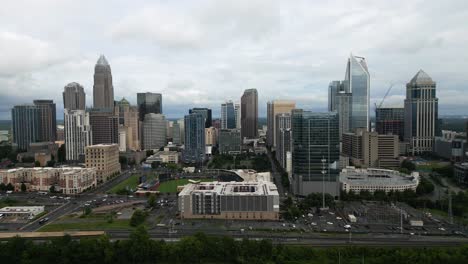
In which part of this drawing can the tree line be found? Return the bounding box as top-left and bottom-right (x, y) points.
(0, 227), (467, 264)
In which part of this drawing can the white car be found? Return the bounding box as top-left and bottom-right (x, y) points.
(344, 224), (351, 229)
(336, 217), (342, 220)
(311, 222), (317, 226)
(307, 213), (313, 217)
(327, 222), (333, 225)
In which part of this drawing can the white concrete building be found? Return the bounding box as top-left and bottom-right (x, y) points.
(64, 109), (92, 161)
(339, 167), (419, 193)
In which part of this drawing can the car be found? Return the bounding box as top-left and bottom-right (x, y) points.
(328, 212), (335, 215)
(410, 232), (415, 235)
(64, 197), (71, 200)
(344, 224), (351, 229)
(336, 217), (342, 220)
(291, 224), (296, 228)
(327, 222), (333, 225)
(438, 227), (446, 231)
(307, 213), (313, 217)
(311, 222), (317, 226)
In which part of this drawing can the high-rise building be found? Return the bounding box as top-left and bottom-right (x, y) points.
(275, 113), (292, 169)
(64, 109), (92, 162)
(189, 108), (212, 128)
(137, 92), (162, 121)
(88, 108), (119, 145)
(142, 113), (166, 150)
(328, 81), (345, 112)
(172, 120), (182, 145)
(342, 129), (400, 168)
(33, 100), (57, 142)
(205, 127), (217, 146)
(11, 105), (40, 150)
(241, 89), (258, 140)
(291, 110), (340, 196)
(336, 92), (352, 139)
(344, 54), (370, 131)
(234, 103), (241, 129)
(376, 107), (405, 141)
(184, 113), (205, 164)
(404, 70), (439, 154)
(267, 100), (295, 148)
(117, 98), (140, 151)
(218, 129), (241, 154)
(63, 82), (86, 110)
(93, 55), (114, 109)
(85, 144), (120, 183)
(221, 101), (236, 129)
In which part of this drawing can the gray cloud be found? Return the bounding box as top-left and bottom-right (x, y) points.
(0, 0), (468, 120)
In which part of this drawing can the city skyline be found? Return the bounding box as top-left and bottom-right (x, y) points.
(1, 0), (468, 119)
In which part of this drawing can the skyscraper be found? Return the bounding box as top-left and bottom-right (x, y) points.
(241, 89), (258, 140)
(221, 101), (236, 129)
(184, 113), (205, 164)
(328, 81), (345, 112)
(376, 107), (405, 141)
(63, 82), (86, 110)
(117, 98), (140, 151)
(275, 113), (292, 169)
(88, 108), (119, 145)
(189, 108), (212, 128)
(344, 54), (370, 131)
(291, 110), (340, 196)
(93, 55), (114, 109)
(336, 92), (352, 139)
(11, 105), (40, 150)
(137, 92), (162, 121)
(234, 103), (241, 129)
(266, 100), (295, 148)
(143, 113), (166, 150)
(64, 109), (92, 161)
(404, 70), (439, 154)
(33, 100), (57, 142)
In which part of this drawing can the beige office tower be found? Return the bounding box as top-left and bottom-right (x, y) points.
(63, 82), (86, 110)
(118, 98), (140, 151)
(93, 55), (114, 109)
(266, 100), (296, 148)
(205, 127), (217, 146)
(85, 144), (120, 184)
(143, 113), (166, 150)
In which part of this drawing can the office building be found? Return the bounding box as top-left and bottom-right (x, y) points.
(342, 129), (400, 168)
(117, 98), (140, 151)
(64, 109), (92, 162)
(404, 70), (439, 155)
(172, 120), (183, 145)
(88, 108), (119, 145)
(137, 92), (162, 121)
(189, 108), (212, 128)
(241, 89), (258, 140)
(291, 110), (340, 196)
(33, 100), (57, 142)
(63, 82), (86, 110)
(336, 92), (352, 139)
(376, 107), (405, 141)
(328, 81), (345, 112)
(219, 129), (241, 154)
(178, 181), (280, 220)
(85, 144), (120, 183)
(266, 100), (295, 148)
(340, 167), (419, 193)
(11, 105), (40, 151)
(142, 113), (166, 150)
(235, 103), (241, 129)
(275, 113), (292, 169)
(93, 55), (114, 109)
(146, 151), (179, 164)
(183, 113), (205, 164)
(434, 130), (466, 162)
(0, 167), (96, 194)
(344, 54), (370, 131)
(205, 127), (217, 146)
(221, 101), (236, 129)
(454, 163), (468, 185)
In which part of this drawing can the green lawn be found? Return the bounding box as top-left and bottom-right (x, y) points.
(38, 219), (133, 232)
(158, 178), (214, 193)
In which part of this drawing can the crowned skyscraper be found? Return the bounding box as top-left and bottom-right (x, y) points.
(344, 54), (370, 131)
(93, 55), (114, 109)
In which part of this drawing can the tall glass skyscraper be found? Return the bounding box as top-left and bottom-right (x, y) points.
(11, 105), (40, 151)
(291, 110), (340, 196)
(221, 101), (236, 129)
(184, 113), (206, 164)
(344, 54), (370, 131)
(137, 92), (162, 121)
(189, 108), (212, 128)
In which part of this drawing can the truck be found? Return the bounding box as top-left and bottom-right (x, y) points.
(348, 214), (357, 223)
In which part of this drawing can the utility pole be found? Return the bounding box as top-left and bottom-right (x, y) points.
(321, 157), (327, 210)
(448, 190), (453, 225)
(400, 206), (403, 234)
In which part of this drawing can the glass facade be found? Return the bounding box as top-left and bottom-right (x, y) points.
(345, 55), (370, 131)
(189, 108), (212, 128)
(137, 93), (162, 121)
(291, 110), (340, 182)
(184, 113), (206, 163)
(221, 102), (236, 129)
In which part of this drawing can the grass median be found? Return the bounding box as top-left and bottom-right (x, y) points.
(38, 219), (133, 232)
(157, 178), (214, 193)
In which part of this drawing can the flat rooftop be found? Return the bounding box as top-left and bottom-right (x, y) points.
(179, 181), (279, 196)
(340, 167), (419, 186)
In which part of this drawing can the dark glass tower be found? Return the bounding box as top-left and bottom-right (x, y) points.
(137, 92), (162, 121)
(11, 105), (40, 150)
(33, 99), (57, 142)
(291, 110), (340, 196)
(93, 55), (114, 109)
(221, 101), (236, 129)
(184, 113), (206, 164)
(189, 108), (212, 128)
(241, 88), (258, 139)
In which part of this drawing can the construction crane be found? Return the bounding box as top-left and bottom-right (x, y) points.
(374, 83), (395, 110)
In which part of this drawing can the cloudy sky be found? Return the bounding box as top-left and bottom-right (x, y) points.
(1, 0), (467, 119)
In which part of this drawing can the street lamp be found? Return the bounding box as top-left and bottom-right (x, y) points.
(321, 157), (327, 210)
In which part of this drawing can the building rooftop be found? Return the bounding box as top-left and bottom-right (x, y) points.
(340, 167), (419, 187)
(96, 55), (109, 66)
(86, 144), (118, 149)
(231, 169), (271, 182)
(410, 69), (434, 84)
(178, 181), (279, 196)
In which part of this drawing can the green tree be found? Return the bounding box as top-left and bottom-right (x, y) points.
(6, 183), (14, 191)
(20, 183), (26, 192)
(46, 160), (56, 167)
(49, 185), (56, 193)
(57, 144), (66, 163)
(401, 159), (416, 171)
(130, 209), (148, 227)
(34, 160), (41, 167)
(84, 206), (92, 216)
(148, 194), (156, 207)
